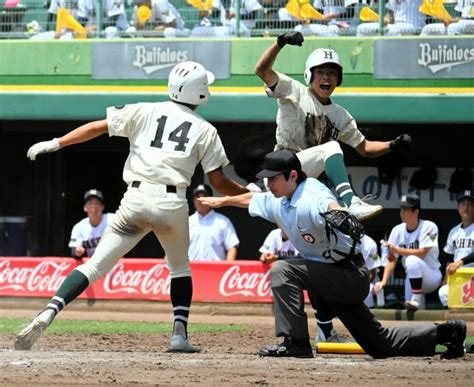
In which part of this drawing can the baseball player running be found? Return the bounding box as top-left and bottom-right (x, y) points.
(15, 61), (249, 352)
(255, 31), (412, 220)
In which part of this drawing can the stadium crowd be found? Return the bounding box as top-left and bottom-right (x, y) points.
(1, 0), (473, 38)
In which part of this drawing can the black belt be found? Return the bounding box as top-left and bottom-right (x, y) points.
(131, 181), (177, 193)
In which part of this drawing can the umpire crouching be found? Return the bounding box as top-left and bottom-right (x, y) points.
(198, 149), (467, 359)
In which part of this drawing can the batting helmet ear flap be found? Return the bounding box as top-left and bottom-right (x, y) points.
(303, 67), (313, 85)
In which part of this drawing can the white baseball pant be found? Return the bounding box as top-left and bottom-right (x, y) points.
(76, 182), (190, 284)
(296, 141), (343, 178)
(403, 255), (442, 306)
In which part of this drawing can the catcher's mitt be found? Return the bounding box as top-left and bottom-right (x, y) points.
(321, 209), (364, 243)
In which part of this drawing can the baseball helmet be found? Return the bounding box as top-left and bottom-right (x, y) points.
(168, 61), (215, 106)
(304, 48), (343, 86)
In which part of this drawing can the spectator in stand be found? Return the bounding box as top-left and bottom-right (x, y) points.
(446, 0), (474, 35)
(438, 189), (474, 307)
(78, 0), (136, 38)
(133, 0), (190, 37)
(223, 0), (264, 36)
(278, 0), (355, 37)
(374, 194), (442, 311)
(357, 0), (430, 36)
(188, 184), (239, 262)
(68, 189), (115, 259)
(190, 0), (233, 37)
(33, 0), (134, 39)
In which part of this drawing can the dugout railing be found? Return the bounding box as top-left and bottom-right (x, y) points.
(0, 0), (469, 39)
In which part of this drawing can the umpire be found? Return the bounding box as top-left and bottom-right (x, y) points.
(198, 149), (467, 359)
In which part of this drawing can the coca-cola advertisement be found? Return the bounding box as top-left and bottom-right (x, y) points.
(0, 257), (275, 303)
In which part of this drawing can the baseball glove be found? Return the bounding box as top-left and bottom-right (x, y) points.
(321, 209), (364, 243)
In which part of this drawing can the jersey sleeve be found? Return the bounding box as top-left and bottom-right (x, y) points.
(387, 226), (400, 258)
(336, 109), (365, 148)
(198, 125), (230, 173)
(265, 72), (304, 100)
(361, 236), (380, 270)
(106, 103), (143, 138)
(248, 192), (278, 224)
(223, 217), (240, 250)
(68, 223), (83, 249)
(420, 221), (439, 249)
(259, 230), (277, 253)
(443, 226), (456, 255)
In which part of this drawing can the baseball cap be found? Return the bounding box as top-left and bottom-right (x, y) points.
(84, 189), (104, 204)
(456, 189), (473, 202)
(400, 193), (420, 209)
(192, 184), (213, 197)
(256, 149), (302, 179)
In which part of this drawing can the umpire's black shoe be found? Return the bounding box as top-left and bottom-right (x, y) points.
(258, 337), (313, 358)
(441, 320), (466, 360)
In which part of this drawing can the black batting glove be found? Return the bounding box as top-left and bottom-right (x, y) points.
(389, 134), (412, 151)
(276, 31), (304, 48)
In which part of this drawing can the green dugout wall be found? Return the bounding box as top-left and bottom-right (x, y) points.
(0, 36), (473, 123)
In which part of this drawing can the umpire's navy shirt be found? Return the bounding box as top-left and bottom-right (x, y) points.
(249, 178), (360, 263)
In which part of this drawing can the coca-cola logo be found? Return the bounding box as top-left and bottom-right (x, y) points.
(0, 260), (71, 292)
(103, 263), (171, 295)
(219, 265), (271, 297)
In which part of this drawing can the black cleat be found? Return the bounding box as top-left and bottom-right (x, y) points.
(258, 337), (313, 358)
(441, 320), (466, 360)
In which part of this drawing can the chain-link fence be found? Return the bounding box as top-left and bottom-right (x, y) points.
(0, 0), (472, 39)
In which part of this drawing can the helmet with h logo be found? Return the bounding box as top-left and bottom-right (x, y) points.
(304, 48), (343, 86)
(168, 61), (215, 106)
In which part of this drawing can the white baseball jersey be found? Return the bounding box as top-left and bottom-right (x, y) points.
(48, 0), (81, 17)
(313, 0), (346, 16)
(107, 101), (229, 187)
(388, 219), (441, 270)
(188, 210), (239, 261)
(229, 0), (263, 15)
(266, 72), (364, 152)
(147, 0), (185, 30)
(259, 228), (299, 258)
(68, 213), (115, 257)
(444, 222), (474, 266)
(360, 234), (382, 271)
(386, 0), (426, 29)
(76, 0), (126, 20)
(454, 0), (473, 18)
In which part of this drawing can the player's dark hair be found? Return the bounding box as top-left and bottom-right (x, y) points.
(282, 170), (307, 185)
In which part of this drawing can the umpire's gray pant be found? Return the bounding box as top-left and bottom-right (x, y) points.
(270, 258), (437, 358)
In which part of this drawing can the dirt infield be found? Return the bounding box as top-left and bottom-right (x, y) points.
(0, 300), (473, 385)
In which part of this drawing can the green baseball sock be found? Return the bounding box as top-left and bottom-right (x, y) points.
(325, 153), (354, 207)
(55, 269), (90, 305)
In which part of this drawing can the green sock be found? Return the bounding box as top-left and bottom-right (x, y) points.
(325, 153), (354, 207)
(55, 269), (90, 305)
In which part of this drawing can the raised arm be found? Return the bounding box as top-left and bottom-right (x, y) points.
(27, 119), (108, 160)
(255, 31), (304, 88)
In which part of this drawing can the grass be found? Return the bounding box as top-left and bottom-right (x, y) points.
(0, 317), (247, 335)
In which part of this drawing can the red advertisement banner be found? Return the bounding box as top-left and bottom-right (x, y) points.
(0, 257), (274, 303)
